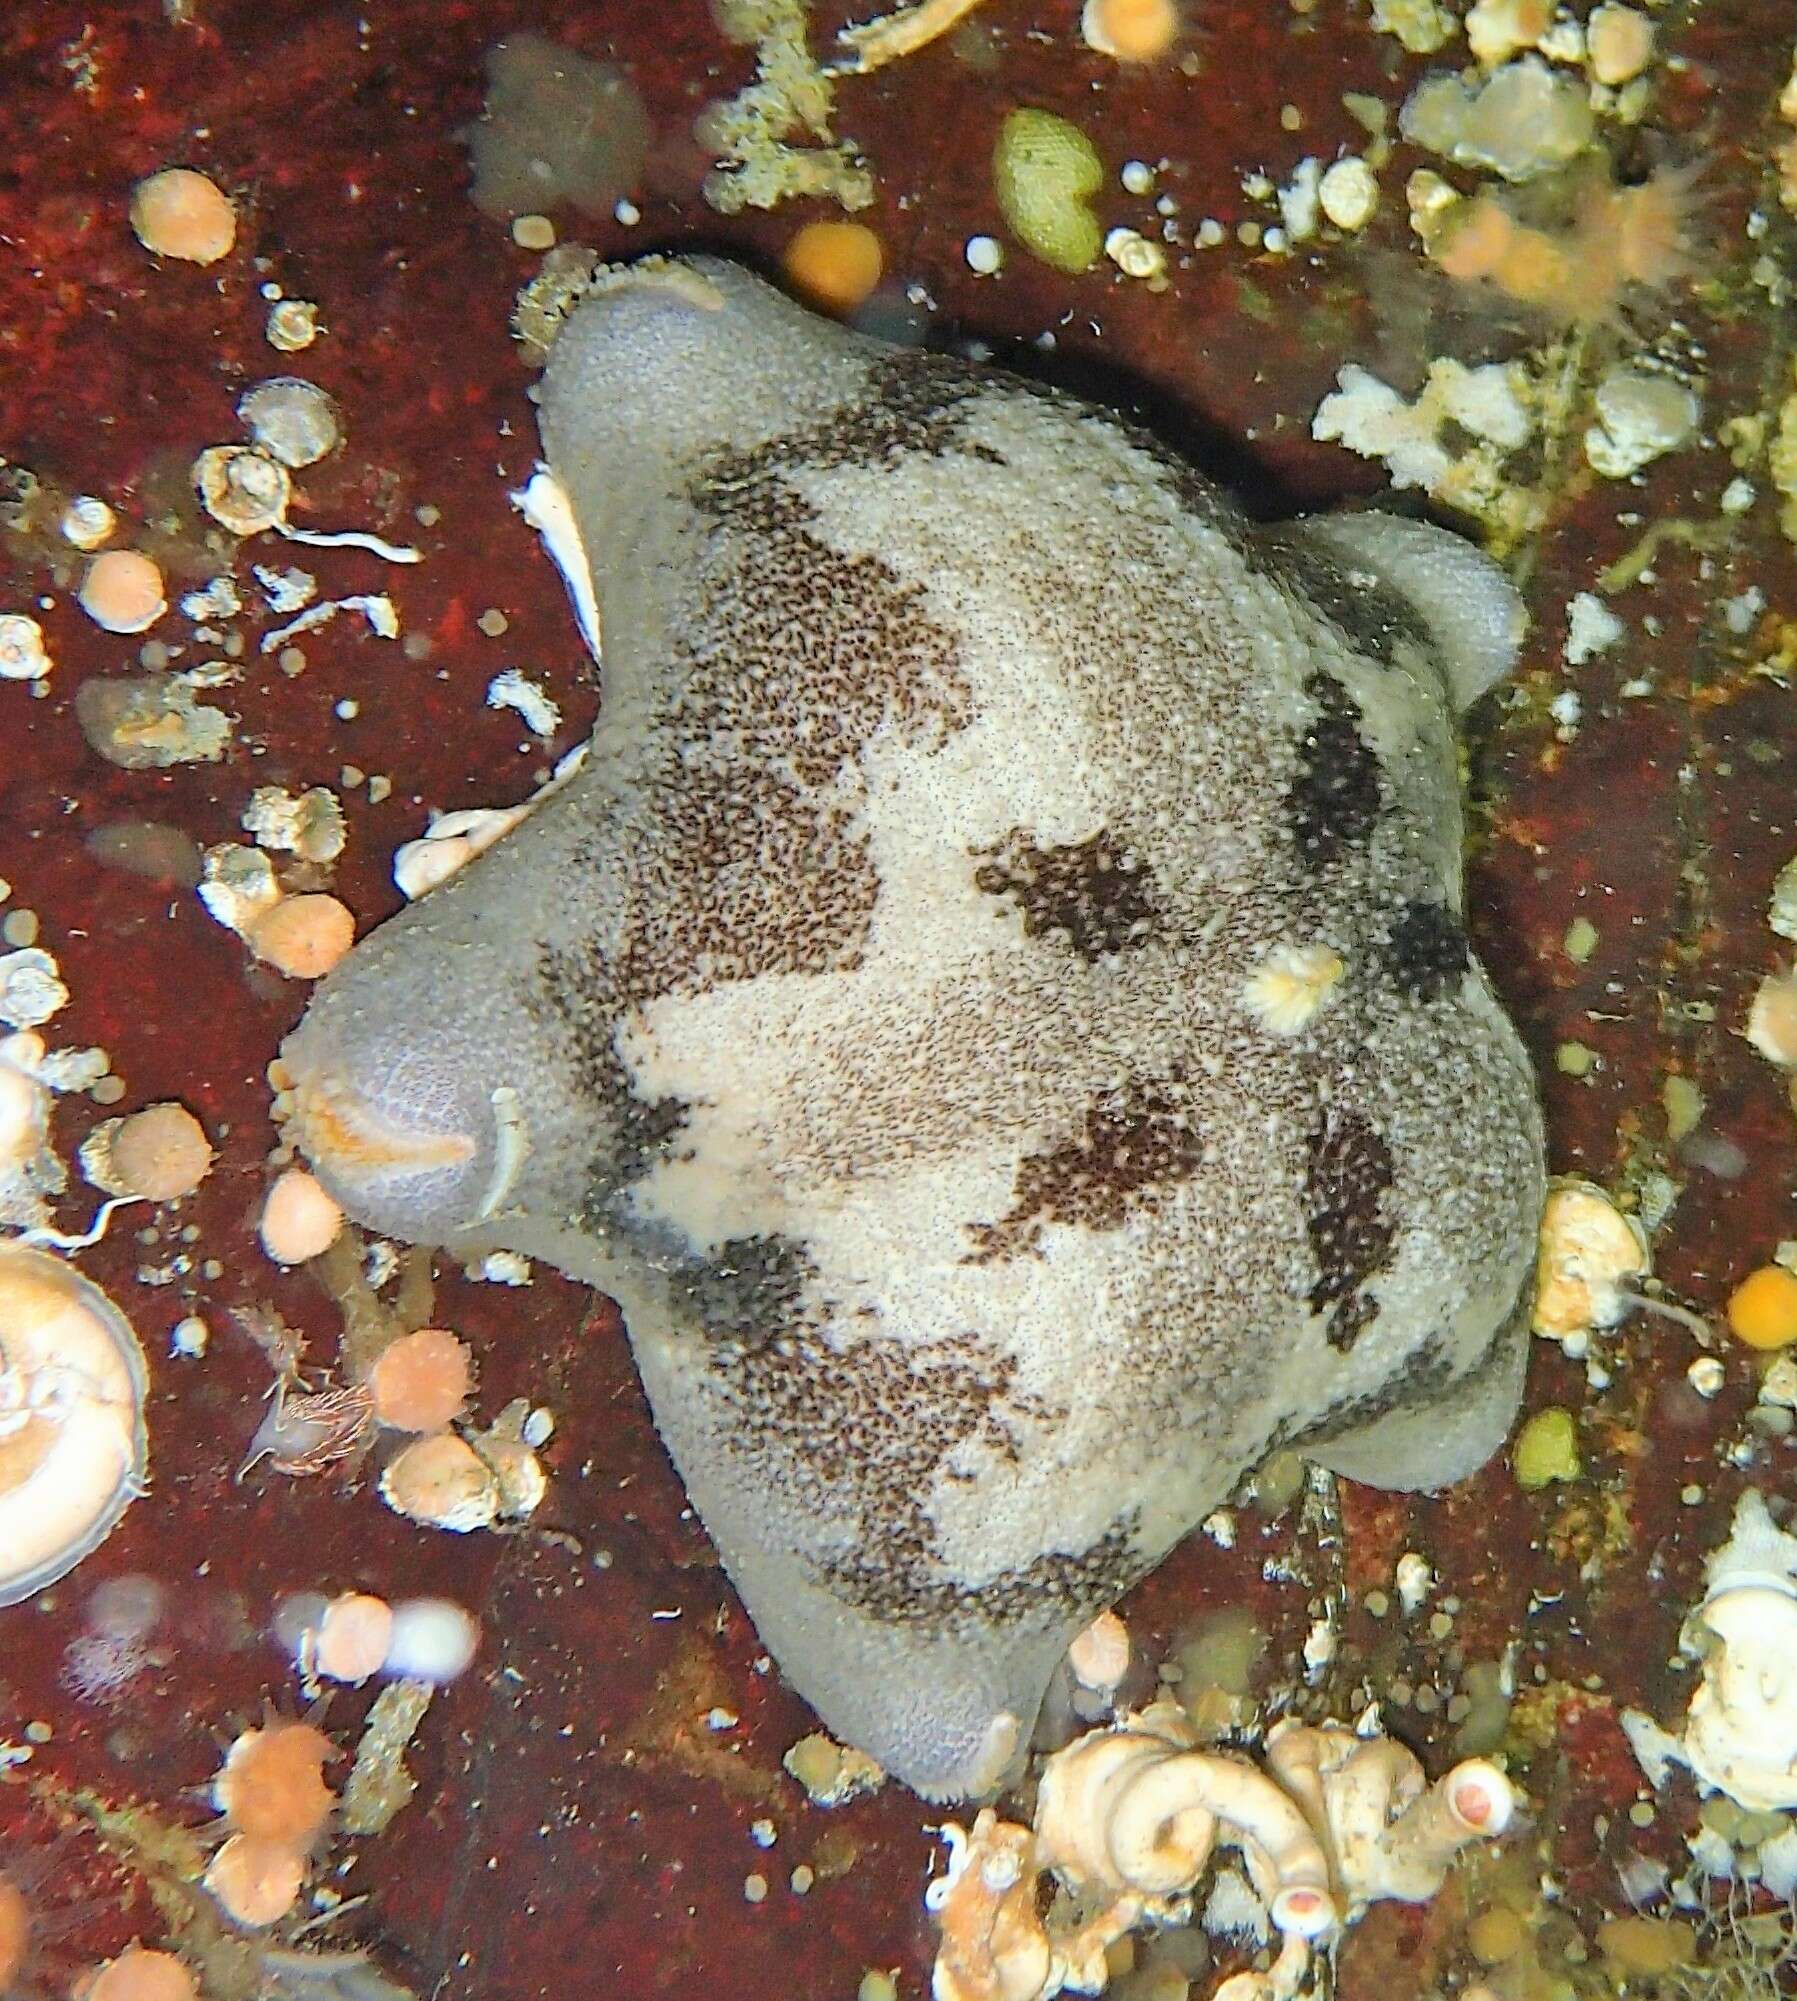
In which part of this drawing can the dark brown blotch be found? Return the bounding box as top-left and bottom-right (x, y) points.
(824, 1518), (1141, 1627)
(671, 1233), (817, 1353)
(716, 1325), (1063, 1618)
(972, 828), (1159, 960)
(532, 938), (689, 1191)
(1304, 1106), (1396, 1352)
(969, 1071), (1203, 1261)
(624, 413), (979, 1001)
(1287, 672), (1384, 869)
(693, 347), (1004, 496)
(1249, 528), (1432, 668)
(1386, 899), (1471, 1002)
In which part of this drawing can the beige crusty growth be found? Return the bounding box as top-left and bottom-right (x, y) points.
(278, 255), (1543, 1800)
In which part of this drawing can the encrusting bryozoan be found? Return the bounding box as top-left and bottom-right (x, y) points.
(277, 253), (1543, 1799)
(932, 1702), (1517, 2001)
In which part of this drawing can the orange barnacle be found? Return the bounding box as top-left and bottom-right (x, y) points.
(213, 1717), (337, 1847)
(257, 1168), (344, 1267)
(78, 1944), (199, 2001)
(365, 1327), (474, 1433)
(202, 1835), (304, 1929)
(1430, 195), (1517, 281)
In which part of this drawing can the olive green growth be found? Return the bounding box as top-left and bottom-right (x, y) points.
(1513, 1406), (1581, 1490)
(992, 108), (1104, 274)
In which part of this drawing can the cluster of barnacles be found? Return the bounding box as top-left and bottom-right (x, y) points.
(929, 1698), (1516, 2001)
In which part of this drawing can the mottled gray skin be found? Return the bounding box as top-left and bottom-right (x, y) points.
(280, 256), (1544, 1801)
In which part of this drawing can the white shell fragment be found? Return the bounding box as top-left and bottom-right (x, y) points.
(511, 468), (601, 660)
(0, 1245), (150, 1605)
(486, 668), (560, 738)
(1771, 859), (1797, 945)
(1585, 369), (1701, 479)
(259, 593), (399, 652)
(198, 843), (283, 938)
(1066, 1609), (1130, 1695)
(242, 786), (348, 864)
(390, 745), (587, 901)
(1318, 158), (1379, 232)
(0, 948), (70, 1029)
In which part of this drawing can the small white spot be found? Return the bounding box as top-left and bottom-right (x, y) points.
(171, 1315), (209, 1357)
(1686, 1356), (1725, 1399)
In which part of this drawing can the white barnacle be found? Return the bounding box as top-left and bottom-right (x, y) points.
(1624, 1490), (1797, 1815)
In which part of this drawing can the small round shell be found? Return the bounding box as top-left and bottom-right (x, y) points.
(237, 379), (340, 469)
(0, 1246), (149, 1606)
(258, 1168), (345, 1266)
(366, 1327), (473, 1433)
(130, 168), (236, 265)
(193, 446), (291, 536)
(0, 615), (50, 684)
(79, 550), (166, 635)
(60, 495), (117, 552)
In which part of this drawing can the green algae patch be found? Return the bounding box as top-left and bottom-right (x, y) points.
(1513, 1405), (1581, 1489)
(993, 109), (1103, 273)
